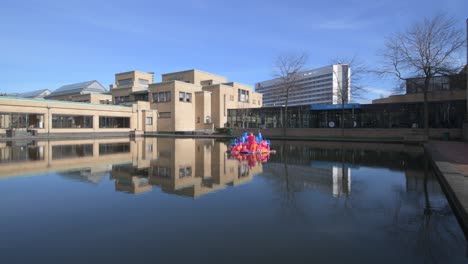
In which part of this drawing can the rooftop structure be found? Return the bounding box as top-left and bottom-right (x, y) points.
(46, 80), (107, 99)
(15, 89), (51, 99)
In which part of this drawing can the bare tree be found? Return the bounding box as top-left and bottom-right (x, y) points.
(273, 53), (308, 136)
(331, 56), (368, 136)
(378, 15), (465, 136)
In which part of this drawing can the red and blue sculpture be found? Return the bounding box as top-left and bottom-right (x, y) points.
(229, 132), (272, 154)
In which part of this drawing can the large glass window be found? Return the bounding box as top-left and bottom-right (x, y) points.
(52, 115), (93, 128)
(115, 96), (130, 104)
(0, 113), (45, 129)
(99, 116), (130, 128)
(99, 143), (130, 155)
(52, 144), (93, 160)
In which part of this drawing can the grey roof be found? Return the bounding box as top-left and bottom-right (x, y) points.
(46, 80), (106, 98)
(16, 89), (51, 99)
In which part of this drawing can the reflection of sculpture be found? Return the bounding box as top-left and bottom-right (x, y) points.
(230, 152), (270, 168)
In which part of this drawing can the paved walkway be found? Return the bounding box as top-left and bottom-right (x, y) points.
(425, 141), (468, 236)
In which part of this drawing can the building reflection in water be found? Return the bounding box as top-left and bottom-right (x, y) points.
(0, 138), (441, 200)
(0, 138), (263, 198)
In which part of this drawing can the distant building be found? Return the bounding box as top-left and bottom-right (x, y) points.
(373, 66), (467, 104)
(255, 64), (350, 106)
(15, 89), (51, 99)
(46, 80), (112, 104)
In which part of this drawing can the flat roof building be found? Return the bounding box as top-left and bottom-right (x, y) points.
(148, 69), (262, 132)
(256, 64), (350, 106)
(110, 71), (154, 104)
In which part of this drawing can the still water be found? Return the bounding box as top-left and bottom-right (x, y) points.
(0, 138), (465, 263)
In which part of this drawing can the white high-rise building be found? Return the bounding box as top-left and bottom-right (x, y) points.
(255, 64), (350, 106)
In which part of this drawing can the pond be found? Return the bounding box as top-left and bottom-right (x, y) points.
(0, 138), (465, 263)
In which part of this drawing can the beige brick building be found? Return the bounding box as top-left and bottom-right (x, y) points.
(109, 69), (262, 132)
(110, 71), (154, 104)
(147, 69), (262, 132)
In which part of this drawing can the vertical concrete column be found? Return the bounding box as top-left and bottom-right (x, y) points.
(93, 114), (99, 132)
(45, 107), (52, 134)
(92, 140), (99, 158)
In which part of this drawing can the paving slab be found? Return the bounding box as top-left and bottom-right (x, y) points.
(425, 141), (468, 236)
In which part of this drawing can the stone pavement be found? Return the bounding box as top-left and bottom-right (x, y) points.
(425, 141), (468, 236)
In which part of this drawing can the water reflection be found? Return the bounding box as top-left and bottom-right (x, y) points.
(0, 138), (262, 198)
(0, 139), (465, 263)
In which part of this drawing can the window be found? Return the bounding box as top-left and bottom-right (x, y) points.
(153, 167), (172, 178)
(152, 91), (171, 103)
(179, 166), (192, 178)
(115, 96), (130, 103)
(99, 116), (130, 128)
(138, 78), (149, 85)
(186, 93), (192, 103)
(179, 92), (185, 102)
(197, 117), (200, 123)
(52, 144), (93, 160)
(52, 115), (93, 128)
(238, 89), (249, 102)
(99, 143), (130, 155)
(159, 112), (171, 118)
(146, 117), (152, 125)
(205, 116), (211, 124)
(118, 78), (133, 85)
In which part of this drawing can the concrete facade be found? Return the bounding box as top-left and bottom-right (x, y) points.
(149, 81), (204, 132)
(162, 69), (227, 85)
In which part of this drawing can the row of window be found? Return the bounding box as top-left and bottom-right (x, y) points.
(151, 91), (192, 103)
(117, 78), (150, 86)
(256, 73), (333, 91)
(153, 91), (171, 103)
(115, 96), (130, 103)
(257, 81), (333, 94)
(52, 115), (131, 128)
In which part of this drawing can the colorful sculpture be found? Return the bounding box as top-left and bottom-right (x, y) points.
(229, 132), (272, 154)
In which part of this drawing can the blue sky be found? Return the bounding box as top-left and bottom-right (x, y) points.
(1, 0), (467, 102)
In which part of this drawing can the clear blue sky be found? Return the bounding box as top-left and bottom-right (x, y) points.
(1, 0), (467, 102)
